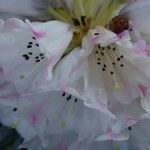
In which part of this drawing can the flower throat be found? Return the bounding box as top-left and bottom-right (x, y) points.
(48, 0), (127, 55)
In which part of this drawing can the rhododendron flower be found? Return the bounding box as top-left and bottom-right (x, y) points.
(15, 119), (150, 149)
(0, 18), (72, 94)
(52, 26), (150, 117)
(1, 0), (150, 149)
(23, 0), (150, 118)
(0, 91), (113, 149)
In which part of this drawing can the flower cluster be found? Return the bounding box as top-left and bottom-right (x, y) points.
(0, 0), (150, 149)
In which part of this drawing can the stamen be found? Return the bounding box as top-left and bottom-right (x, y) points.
(62, 92), (65, 96)
(94, 44), (124, 91)
(74, 99), (78, 103)
(94, 32), (99, 36)
(28, 42), (33, 45)
(81, 16), (86, 26)
(67, 95), (72, 101)
(60, 92), (78, 128)
(73, 0), (85, 19)
(102, 47), (119, 86)
(27, 45), (32, 48)
(49, 7), (70, 23)
(128, 126), (132, 131)
(13, 108), (18, 112)
(93, 0), (123, 27)
(72, 18), (80, 26)
(113, 83), (121, 91)
(120, 64), (124, 67)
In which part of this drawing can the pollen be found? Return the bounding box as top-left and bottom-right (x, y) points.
(113, 83), (121, 91)
(60, 121), (67, 128)
(11, 123), (17, 129)
(19, 74), (25, 80)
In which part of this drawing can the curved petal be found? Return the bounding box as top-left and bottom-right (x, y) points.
(0, 19), (72, 94)
(0, 21), (48, 93)
(1, 90), (112, 146)
(52, 47), (87, 90)
(121, 0), (150, 42)
(30, 20), (73, 80)
(55, 26), (150, 117)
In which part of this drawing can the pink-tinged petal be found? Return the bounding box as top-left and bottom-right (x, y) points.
(0, 19), (50, 94)
(121, 0), (150, 41)
(7, 90), (112, 145)
(0, 66), (20, 106)
(60, 26), (150, 116)
(29, 20), (73, 80)
(52, 48), (88, 90)
(128, 22), (143, 43)
(96, 127), (129, 141)
(52, 46), (116, 118)
(141, 87), (150, 114)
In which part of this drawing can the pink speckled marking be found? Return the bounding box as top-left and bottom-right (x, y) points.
(106, 127), (114, 139)
(0, 67), (3, 73)
(32, 114), (37, 127)
(33, 31), (46, 39)
(139, 85), (148, 97)
(0, 81), (10, 90)
(125, 116), (138, 127)
(31, 101), (47, 127)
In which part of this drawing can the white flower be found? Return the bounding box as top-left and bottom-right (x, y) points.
(52, 26), (150, 118)
(1, 1), (150, 149)
(0, 91), (113, 148)
(0, 18), (72, 95)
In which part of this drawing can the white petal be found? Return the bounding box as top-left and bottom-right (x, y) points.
(30, 21), (73, 80)
(0, 19), (49, 93)
(96, 128), (129, 141)
(52, 47), (87, 90)
(121, 0), (150, 36)
(17, 119), (37, 142)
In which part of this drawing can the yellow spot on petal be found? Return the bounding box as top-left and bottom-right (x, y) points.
(113, 83), (120, 91)
(19, 74), (25, 80)
(60, 121), (67, 128)
(11, 123), (17, 129)
(114, 147), (121, 150)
